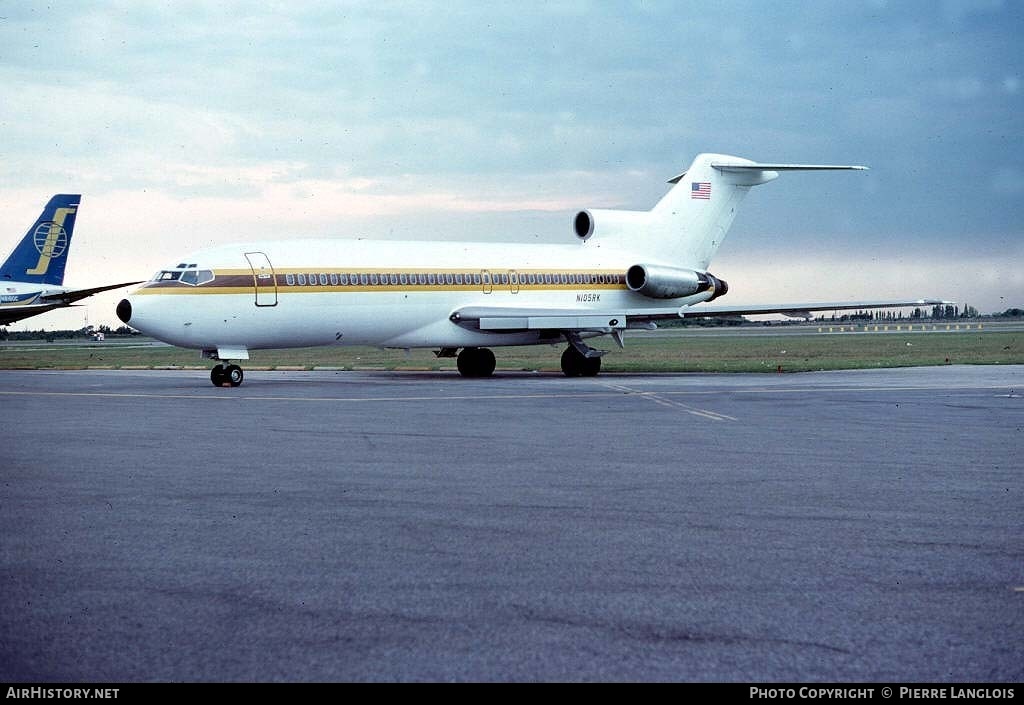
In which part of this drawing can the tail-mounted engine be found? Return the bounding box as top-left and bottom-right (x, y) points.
(626, 264), (728, 301)
(572, 208), (649, 242)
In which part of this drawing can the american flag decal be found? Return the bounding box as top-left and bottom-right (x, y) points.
(691, 182), (711, 199)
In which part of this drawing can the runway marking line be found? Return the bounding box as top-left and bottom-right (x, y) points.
(0, 389), (648, 403)
(600, 382), (738, 421)
(0, 383), (1015, 407)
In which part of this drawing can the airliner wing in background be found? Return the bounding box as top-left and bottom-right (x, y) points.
(0, 281), (143, 326)
(37, 281), (144, 307)
(0, 304), (65, 327)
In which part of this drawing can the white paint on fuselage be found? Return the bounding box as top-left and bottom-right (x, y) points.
(0, 282), (69, 301)
(126, 236), (711, 352)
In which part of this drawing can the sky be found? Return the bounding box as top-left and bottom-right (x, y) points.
(0, 0), (1021, 330)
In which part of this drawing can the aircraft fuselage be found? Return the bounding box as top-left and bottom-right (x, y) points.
(122, 238), (714, 353)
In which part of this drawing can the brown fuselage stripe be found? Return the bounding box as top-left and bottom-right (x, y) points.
(138, 268), (630, 294)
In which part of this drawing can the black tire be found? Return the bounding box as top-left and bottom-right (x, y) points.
(581, 356), (602, 377)
(561, 347), (582, 377)
(211, 366), (227, 386)
(226, 364), (244, 387)
(457, 348), (479, 377)
(458, 347), (496, 378)
(477, 348), (496, 377)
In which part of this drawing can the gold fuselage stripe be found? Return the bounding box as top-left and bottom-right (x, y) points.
(136, 267), (629, 295)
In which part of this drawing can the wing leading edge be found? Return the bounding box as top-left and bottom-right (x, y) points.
(679, 299), (951, 319)
(38, 281), (143, 306)
(451, 299), (952, 334)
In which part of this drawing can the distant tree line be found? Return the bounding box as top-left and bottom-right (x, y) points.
(820, 304), (1006, 322)
(0, 325), (138, 341)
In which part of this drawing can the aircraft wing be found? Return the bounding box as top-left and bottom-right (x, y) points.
(0, 281), (141, 326)
(451, 299), (951, 333)
(0, 304), (69, 326)
(38, 281), (142, 306)
(679, 300), (951, 318)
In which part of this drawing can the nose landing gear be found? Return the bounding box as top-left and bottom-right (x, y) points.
(211, 363), (244, 387)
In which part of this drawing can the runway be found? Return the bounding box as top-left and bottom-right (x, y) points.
(1, 366), (1021, 682)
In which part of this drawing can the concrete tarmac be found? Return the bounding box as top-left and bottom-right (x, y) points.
(1, 366), (1021, 682)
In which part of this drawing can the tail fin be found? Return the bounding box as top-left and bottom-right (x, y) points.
(577, 154), (865, 270)
(653, 154), (868, 269)
(0, 194), (81, 285)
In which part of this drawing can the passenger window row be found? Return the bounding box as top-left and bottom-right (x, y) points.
(281, 271), (625, 287)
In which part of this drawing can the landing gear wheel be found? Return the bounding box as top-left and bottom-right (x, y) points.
(226, 364), (244, 387)
(457, 347), (496, 378)
(211, 366), (227, 386)
(561, 347), (601, 377)
(476, 348), (495, 377)
(561, 347), (582, 377)
(211, 364), (244, 387)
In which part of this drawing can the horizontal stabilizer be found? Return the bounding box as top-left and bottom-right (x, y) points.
(668, 163), (867, 184)
(711, 163), (868, 172)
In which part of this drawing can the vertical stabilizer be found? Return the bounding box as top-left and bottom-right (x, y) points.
(0, 194), (81, 285)
(576, 154), (865, 271)
(649, 153), (763, 269)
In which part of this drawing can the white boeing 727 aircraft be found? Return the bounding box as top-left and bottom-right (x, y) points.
(117, 153), (943, 386)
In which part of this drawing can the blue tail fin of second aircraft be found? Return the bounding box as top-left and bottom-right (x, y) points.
(0, 194), (81, 285)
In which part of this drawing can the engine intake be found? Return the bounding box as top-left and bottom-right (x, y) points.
(626, 264), (728, 301)
(573, 211), (594, 240)
(571, 208), (649, 242)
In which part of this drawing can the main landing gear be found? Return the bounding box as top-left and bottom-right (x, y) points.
(454, 333), (608, 379)
(560, 331), (605, 377)
(560, 346), (602, 377)
(210, 363), (244, 387)
(457, 347), (496, 378)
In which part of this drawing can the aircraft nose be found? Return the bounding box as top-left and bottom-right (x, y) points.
(116, 298), (132, 324)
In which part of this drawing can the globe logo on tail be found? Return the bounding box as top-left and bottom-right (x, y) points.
(33, 222), (69, 259)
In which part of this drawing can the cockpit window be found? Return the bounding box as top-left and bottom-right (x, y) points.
(179, 269), (214, 286)
(153, 268), (213, 285)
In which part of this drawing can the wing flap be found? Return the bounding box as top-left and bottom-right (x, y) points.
(481, 314), (626, 331)
(452, 306), (684, 332)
